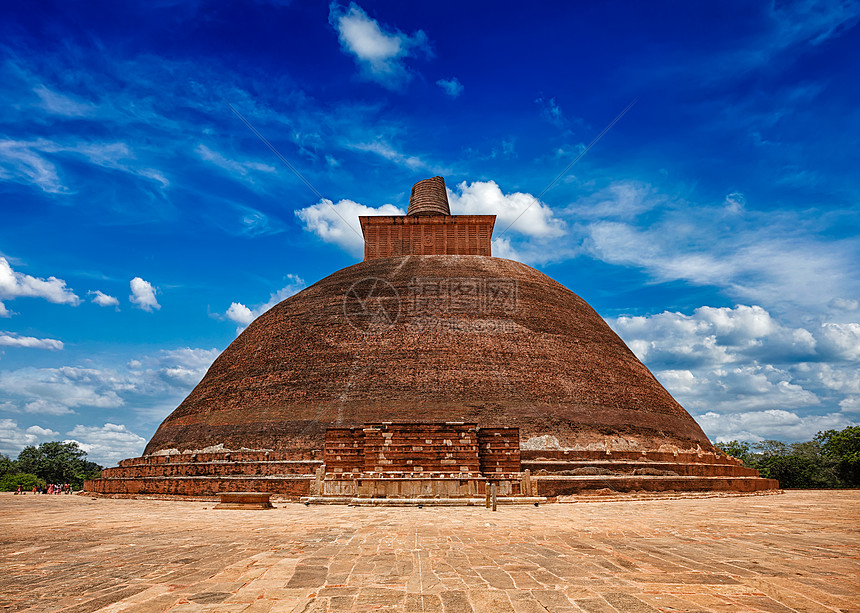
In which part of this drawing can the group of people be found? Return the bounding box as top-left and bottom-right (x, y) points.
(15, 483), (72, 494)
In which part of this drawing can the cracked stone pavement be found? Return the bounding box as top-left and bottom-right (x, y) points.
(1, 491), (857, 612)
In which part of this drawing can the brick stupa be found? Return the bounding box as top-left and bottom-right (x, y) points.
(87, 177), (778, 500)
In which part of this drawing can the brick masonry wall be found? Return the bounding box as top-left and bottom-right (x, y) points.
(360, 216), (496, 260)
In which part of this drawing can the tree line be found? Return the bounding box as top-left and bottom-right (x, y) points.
(715, 426), (860, 488)
(0, 441), (103, 491)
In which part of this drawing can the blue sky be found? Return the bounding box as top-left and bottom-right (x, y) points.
(1, 1), (858, 465)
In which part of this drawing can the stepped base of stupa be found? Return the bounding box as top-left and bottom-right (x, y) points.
(85, 425), (778, 501)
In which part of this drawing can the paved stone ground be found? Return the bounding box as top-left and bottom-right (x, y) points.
(1, 491), (857, 613)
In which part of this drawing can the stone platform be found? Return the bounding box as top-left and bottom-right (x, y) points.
(86, 424), (778, 500)
(1, 490), (857, 612)
(215, 492), (274, 509)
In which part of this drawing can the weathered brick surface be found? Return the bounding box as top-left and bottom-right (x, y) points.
(84, 475), (312, 497)
(533, 475), (779, 496)
(406, 176), (450, 216)
(144, 255), (717, 458)
(360, 215), (495, 259)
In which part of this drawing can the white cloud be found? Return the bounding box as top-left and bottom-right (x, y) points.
(0, 347), (219, 424)
(608, 303), (860, 441)
(535, 96), (564, 126)
(347, 140), (444, 173)
(0, 256), (80, 308)
(816, 322), (860, 360)
(584, 218), (858, 311)
(296, 198), (403, 256)
(225, 276), (307, 333)
(150, 347), (220, 387)
(571, 181), (662, 220)
(0, 366), (127, 413)
(0, 139), (65, 193)
(226, 303), (254, 326)
(329, 2), (430, 89)
(830, 297), (859, 311)
(27, 425), (58, 437)
(0, 419), (59, 456)
(448, 180), (565, 239)
(129, 277), (160, 311)
(0, 332), (63, 351)
(195, 144), (275, 181)
(0, 302), (9, 318)
(88, 290), (119, 308)
(65, 423), (147, 467)
(724, 192), (745, 214)
(436, 77), (463, 98)
(610, 305), (817, 367)
(0, 139), (168, 194)
(294, 181), (568, 264)
(33, 84), (95, 117)
(840, 396), (860, 412)
(697, 409), (853, 443)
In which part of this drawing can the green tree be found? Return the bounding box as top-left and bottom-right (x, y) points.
(15, 442), (103, 486)
(816, 427), (860, 486)
(715, 440), (751, 462)
(0, 453), (15, 478)
(0, 473), (44, 492)
(752, 440), (791, 457)
(755, 455), (823, 488)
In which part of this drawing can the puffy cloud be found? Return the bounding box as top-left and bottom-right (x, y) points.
(126, 347), (220, 390)
(436, 77), (463, 98)
(329, 2), (430, 89)
(611, 305), (817, 367)
(448, 180), (565, 239)
(296, 198), (403, 256)
(0, 332), (63, 351)
(0, 419), (59, 456)
(0, 367), (127, 414)
(840, 396), (860, 412)
(830, 297), (859, 312)
(65, 423), (147, 467)
(129, 277), (160, 311)
(295, 181), (568, 264)
(608, 303), (860, 441)
(697, 409), (854, 443)
(225, 276), (307, 333)
(225, 303), (254, 326)
(88, 290), (119, 308)
(0, 347), (219, 424)
(0, 257), (80, 309)
(816, 322), (860, 360)
(658, 364), (820, 414)
(149, 347), (220, 387)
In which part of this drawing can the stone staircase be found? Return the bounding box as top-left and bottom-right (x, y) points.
(523, 449), (778, 496)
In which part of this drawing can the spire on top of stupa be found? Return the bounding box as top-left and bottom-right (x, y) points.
(406, 176), (450, 216)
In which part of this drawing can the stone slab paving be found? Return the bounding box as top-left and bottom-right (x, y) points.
(1, 491), (857, 613)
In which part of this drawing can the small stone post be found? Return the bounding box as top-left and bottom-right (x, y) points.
(491, 482), (497, 512)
